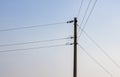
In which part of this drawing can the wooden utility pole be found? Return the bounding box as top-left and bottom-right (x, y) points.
(73, 17), (77, 77)
(67, 17), (78, 77)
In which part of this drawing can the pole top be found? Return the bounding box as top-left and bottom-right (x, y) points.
(74, 17), (77, 23)
(74, 17), (77, 22)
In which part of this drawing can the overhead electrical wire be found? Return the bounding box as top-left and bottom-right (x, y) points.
(0, 22), (66, 32)
(0, 44), (67, 53)
(77, 0), (84, 18)
(78, 0), (92, 33)
(78, 0), (98, 39)
(0, 37), (70, 47)
(80, 29), (120, 69)
(78, 44), (113, 77)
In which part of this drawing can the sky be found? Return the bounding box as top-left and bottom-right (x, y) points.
(0, 0), (120, 77)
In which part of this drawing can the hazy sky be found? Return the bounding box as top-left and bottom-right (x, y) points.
(0, 0), (120, 77)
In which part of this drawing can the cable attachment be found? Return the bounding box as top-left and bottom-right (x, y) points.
(70, 36), (74, 39)
(69, 43), (78, 45)
(66, 42), (74, 45)
(67, 36), (74, 39)
(67, 20), (74, 23)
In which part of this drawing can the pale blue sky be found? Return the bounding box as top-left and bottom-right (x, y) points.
(0, 0), (120, 77)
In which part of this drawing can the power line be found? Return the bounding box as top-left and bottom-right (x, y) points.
(78, 0), (92, 33)
(78, 44), (113, 77)
(0, 37), (70, 47)
(77, 0), (84, 17)
(0, 44), (67, 53)
(81, 29), (120, 69)
(0, 22), (66, 32)
(78, 0), (97, 39)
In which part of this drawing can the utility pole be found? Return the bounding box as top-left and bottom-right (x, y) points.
(73, 17), (77, 77)
(67, 17), (77, 77)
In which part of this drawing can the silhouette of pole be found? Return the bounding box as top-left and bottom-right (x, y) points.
(67, 17), (78, 77)
(73, 17), (77, 77)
